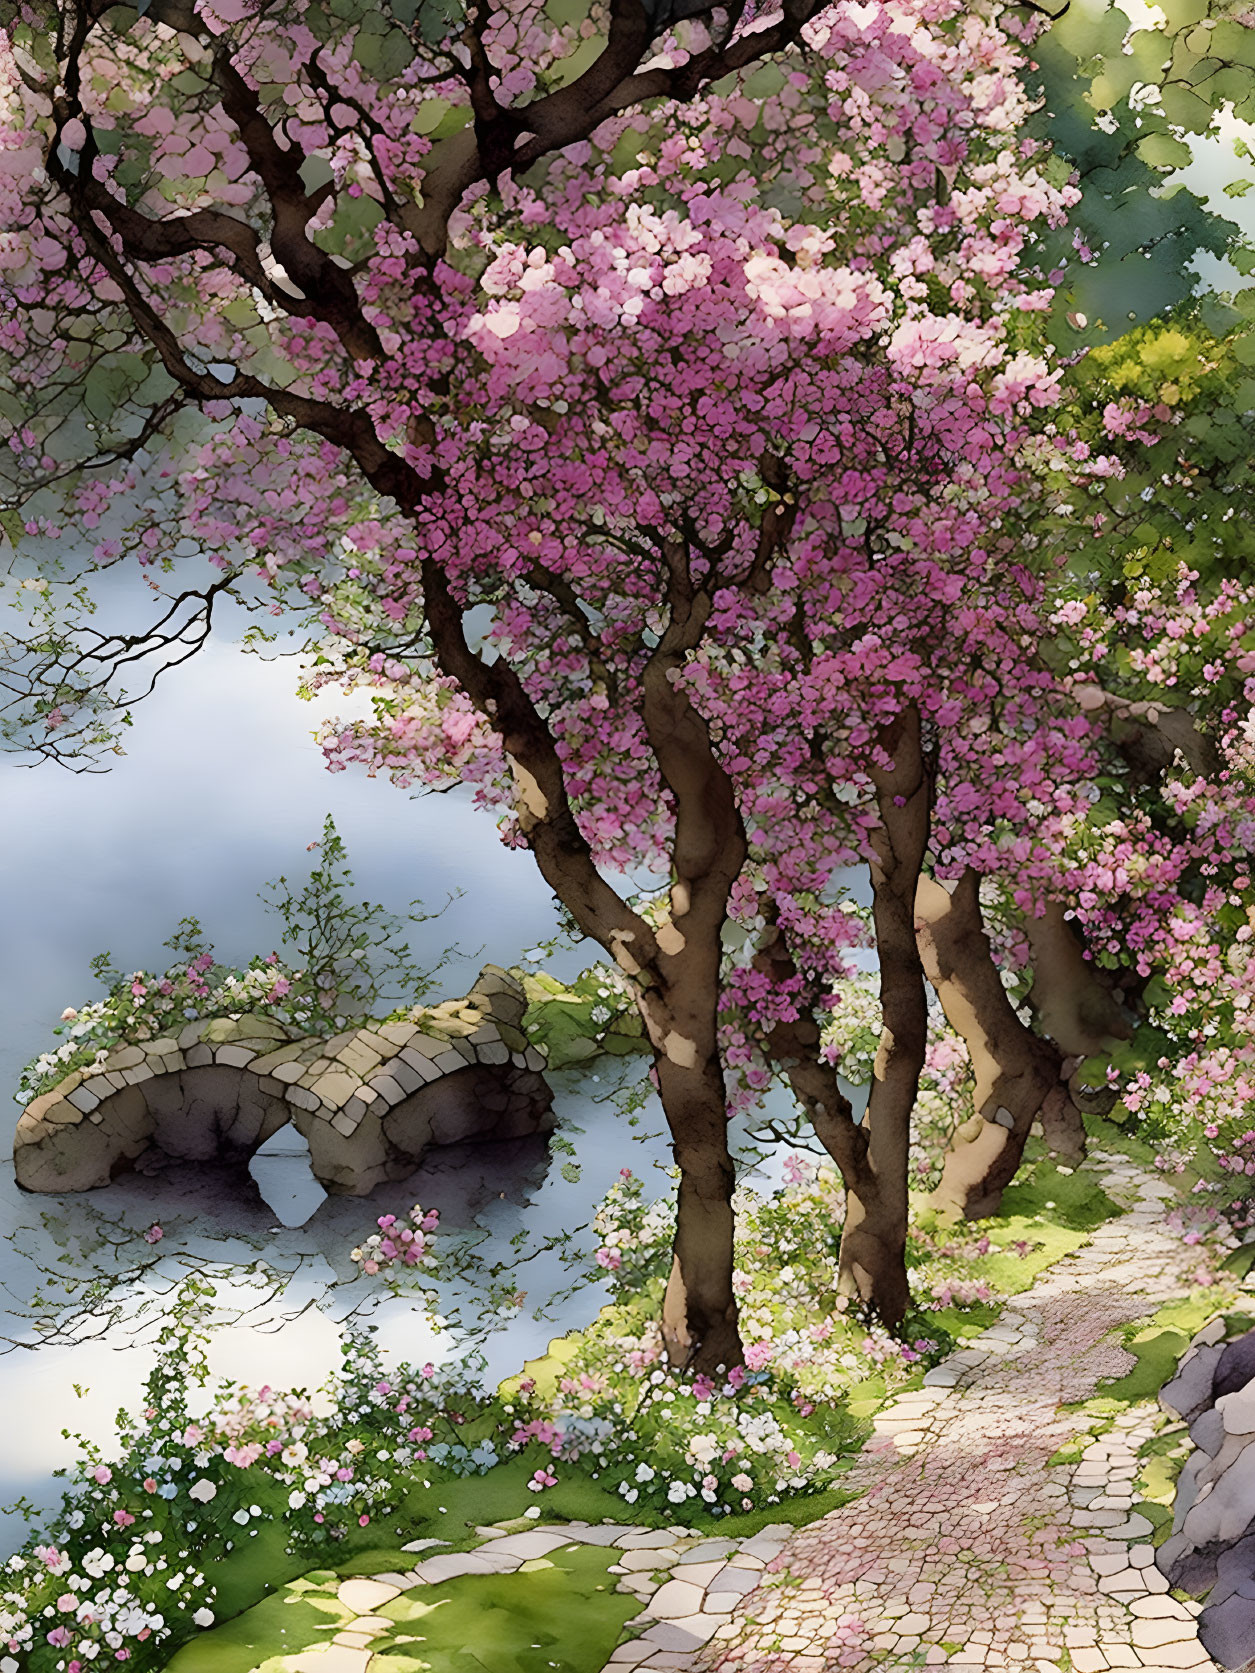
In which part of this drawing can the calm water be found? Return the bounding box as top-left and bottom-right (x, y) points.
(0, 627), (833, 1549)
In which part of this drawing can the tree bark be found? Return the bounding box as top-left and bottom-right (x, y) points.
(1022, 899), (1134, 1060)
(654, 1052), (743, 1372)
(918, 869), (1086, 1223)
(835, 706), (932, 1325)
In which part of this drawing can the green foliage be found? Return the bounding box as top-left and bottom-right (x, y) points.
(519, 965), (646, 1068)
(259, 813), (450, 1022)
(1027, 0), (1247, 350)
(1059, 306), (1255, 587)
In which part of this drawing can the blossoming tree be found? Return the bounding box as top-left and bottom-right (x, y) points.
(2, 0), (1250, 1369)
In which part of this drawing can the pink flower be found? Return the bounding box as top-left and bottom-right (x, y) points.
(144, 1225), (163, 1244)
(142, 1478), (157, 1493)
(594, 1246), (622, 1270)
(92, 1465), (112, 1484)
(113, 1509), (135, 1527)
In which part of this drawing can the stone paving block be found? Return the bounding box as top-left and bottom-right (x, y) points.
(705, 1565), (761, 1594)
(474, 1529), (575, 1560)
(639, 1618), (720, 1650)
(286, 1649), (369, 1673)
(560, 1523), (632, 1545)
(410, 1552), (500, 1583)
(336, 1578), (400, 1614)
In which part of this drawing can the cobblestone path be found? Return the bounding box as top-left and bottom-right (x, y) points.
(298, 1150), (1222, 1673)
(607, 1150), (1222, 1672)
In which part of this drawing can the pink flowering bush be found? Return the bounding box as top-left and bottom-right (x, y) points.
(499, 1163), (1027, 1521)
(16, 820), (448, 1106)
(350, 1205), (440, 1278)
(0, 1285), (500, 1673)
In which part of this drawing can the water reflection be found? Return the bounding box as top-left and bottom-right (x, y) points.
(248, 1128), (329, 1228)
(0, 1059), (680, 1547)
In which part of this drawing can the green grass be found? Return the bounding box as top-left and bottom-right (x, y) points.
(170, 1543), (637, 1673)
(1081, 1114), (1164, 1171)
(1067, 1292), (1237, 1415)
(164, 1570), (352, 1673)
(375, 1544), (637, 1673)
(996, 1156), (1123, 1235)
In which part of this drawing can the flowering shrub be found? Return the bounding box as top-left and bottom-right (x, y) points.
(0, 1287), (500, 1673)
(350, 1205), (440, 1278)
(499, 1162), (1014, 1521)
(519, 966), (645, 1070)
(16, 931), (313, 1107)
(16, 819), (447, 1107)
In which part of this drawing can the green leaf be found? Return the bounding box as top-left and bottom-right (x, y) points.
(83, 354), (147, 424)
(1136, 132), (1194, 170)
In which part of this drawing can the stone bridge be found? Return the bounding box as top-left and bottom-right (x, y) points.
(14, 965), (554, 1196)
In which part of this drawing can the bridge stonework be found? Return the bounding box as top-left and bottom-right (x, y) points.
(13, 965), (554, 1196)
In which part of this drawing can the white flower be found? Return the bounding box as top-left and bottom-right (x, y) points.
(288, 1490), (307, 1510)
(192, 1608), (215, 1628)
(634, 1463), (655, 1484)
(281, 1443), (307, 1467)
(731, 1473), (754, 1492)
(523, 1506), (541, 1519)
(686, 1433), (719, 1466)
(666, 1481), (688, 1504)
(188, 1480), (217, 1503)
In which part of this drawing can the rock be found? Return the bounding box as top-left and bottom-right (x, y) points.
(1183, 1444), (1255, 1547)
(1192, 1408), (1228, 1457)
(1200, 1531), (1255, 1671)
(1163, 1344), (1226, 1421)
(1215, 1334), (1255, 1402)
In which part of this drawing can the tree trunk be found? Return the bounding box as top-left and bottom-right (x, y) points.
(918, 870), (1086, 1222)
(835, 706), (932, 1327)
(421, 549), (748, 1373)
(1022, 899), (1134, 1059)
(654, 1051), (744, 1371)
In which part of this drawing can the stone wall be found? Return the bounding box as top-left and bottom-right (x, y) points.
(13, 965), (554, 1196)
(1157, 1313), (1255, 1672)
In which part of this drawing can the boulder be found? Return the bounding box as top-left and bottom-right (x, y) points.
(1162, 1343), (1226, 1421)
